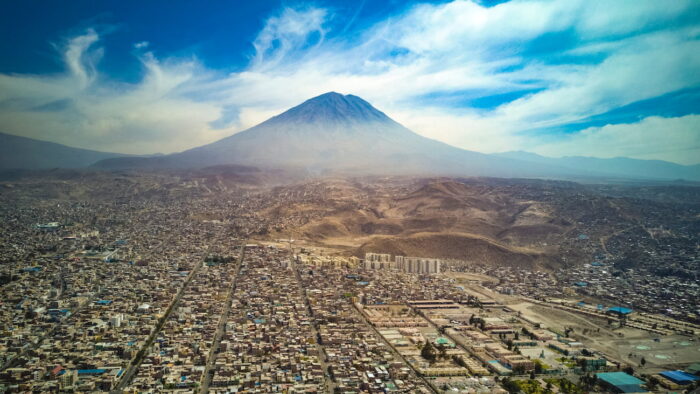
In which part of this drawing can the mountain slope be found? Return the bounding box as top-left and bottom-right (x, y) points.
(0, 132), (128, 170)
(92, 92), (700, 181)
(94, 92), (578, 178)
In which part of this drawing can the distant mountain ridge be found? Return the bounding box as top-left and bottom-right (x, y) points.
(495, 151), (700, 182)
(0, 132), (128, 170)
(3, 92), (698, 181)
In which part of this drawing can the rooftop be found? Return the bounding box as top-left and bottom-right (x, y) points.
(596, 372), (644, 393)
(659, 370), (699, 384)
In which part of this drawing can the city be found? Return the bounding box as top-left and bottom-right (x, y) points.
(1, 172), (698, 393)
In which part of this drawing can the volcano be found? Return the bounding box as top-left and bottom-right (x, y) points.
(92, 92), (700, 181)
(94, 92), (564, 177)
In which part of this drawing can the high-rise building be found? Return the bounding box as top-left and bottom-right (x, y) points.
(364, 253), (395, 270)
(60, 370), (78, 389)
(110, 313), (123, 328)
(365, 253), (392, 263)
(364, 253), (441, 274)
(395, 256), (441, 274)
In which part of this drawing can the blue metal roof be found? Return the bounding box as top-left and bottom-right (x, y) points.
(596, 372), (644, 392)
(77, 369), (107, 375)
(660, 370), (699, 384)
(607, 306), (633, 314)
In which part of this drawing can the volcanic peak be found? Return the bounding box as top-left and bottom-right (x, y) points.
(267, 92), (393, 126)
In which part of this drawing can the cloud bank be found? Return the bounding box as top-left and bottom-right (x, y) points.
(0, 0), (698, 163)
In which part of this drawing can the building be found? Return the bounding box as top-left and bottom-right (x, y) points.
(577, 356), (606, 371)
(606, 306), (633, 317)
(659, 370), (699, 386)
(686, 363), (700, 376)
(395, 256), (441, 274)
(408, 300), (459, 309)
(364, 253), (394, 270)
(59, 370), (78, 389)
(596, 372), (645, 393)
(362, 253), (442, 274)
(365, 253), (392, 263)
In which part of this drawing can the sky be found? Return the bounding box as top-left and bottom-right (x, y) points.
(0, 0), (699, 165)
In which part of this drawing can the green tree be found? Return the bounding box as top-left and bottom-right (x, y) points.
(421, 340), (437, 362)
(501, 378), (520, 394)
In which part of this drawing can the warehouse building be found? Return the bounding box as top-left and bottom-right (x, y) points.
(596, 372), (645, 393)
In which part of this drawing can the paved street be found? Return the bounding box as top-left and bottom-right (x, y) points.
(199, 244), (246, 394)
(113, 263), (201, 392)
(291, 249), (335, 393)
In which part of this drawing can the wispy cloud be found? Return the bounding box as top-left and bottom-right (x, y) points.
(63, 28), (101, 89)
(251, 7), (328, 71)
(0, 0), (698, 163)
(0, 30), (222, 154)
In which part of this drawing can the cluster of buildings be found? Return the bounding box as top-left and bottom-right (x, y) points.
(126, 259), (239, 391)
(557, 261), (700, 324)
(2, 174), (699, 393)
(296, 251), (360, 269)
(0, 218), (223, 392)
(298, 265), (432, 392)
(450, 257), (700, 328)
(208, 247), (326, 392)
(0, 180), (256, 392)
(364, 253), (442, 274)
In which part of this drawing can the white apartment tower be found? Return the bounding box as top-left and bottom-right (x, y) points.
(365, 253), (441, 274)
(364, 252), (394, 270)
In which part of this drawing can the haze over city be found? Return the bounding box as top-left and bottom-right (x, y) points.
(1, 1), (699, 394)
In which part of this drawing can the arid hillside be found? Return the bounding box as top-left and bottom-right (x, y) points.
(256, 178), (572, 268)
(259, 176), (699, 272)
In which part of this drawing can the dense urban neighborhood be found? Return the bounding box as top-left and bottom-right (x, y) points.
(0, 171), (698, 393)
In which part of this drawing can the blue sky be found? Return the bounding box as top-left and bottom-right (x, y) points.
(0, 0), (698, 164)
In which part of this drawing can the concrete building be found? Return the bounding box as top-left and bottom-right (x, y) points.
(365, 253), (392, 263)
(596, 372), (645, 393)
(396, 256), (441, 274)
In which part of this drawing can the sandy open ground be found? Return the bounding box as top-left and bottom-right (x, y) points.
(507, 300), (700, 372)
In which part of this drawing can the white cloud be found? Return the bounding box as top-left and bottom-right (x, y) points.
(63, 28), (100, 89)
(0, 0), (698, 164)
(0, 30), (226, 154)
(534, 115), (700, 165)
(494, 28), (700, 128)
(251, 7), (327, 71)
